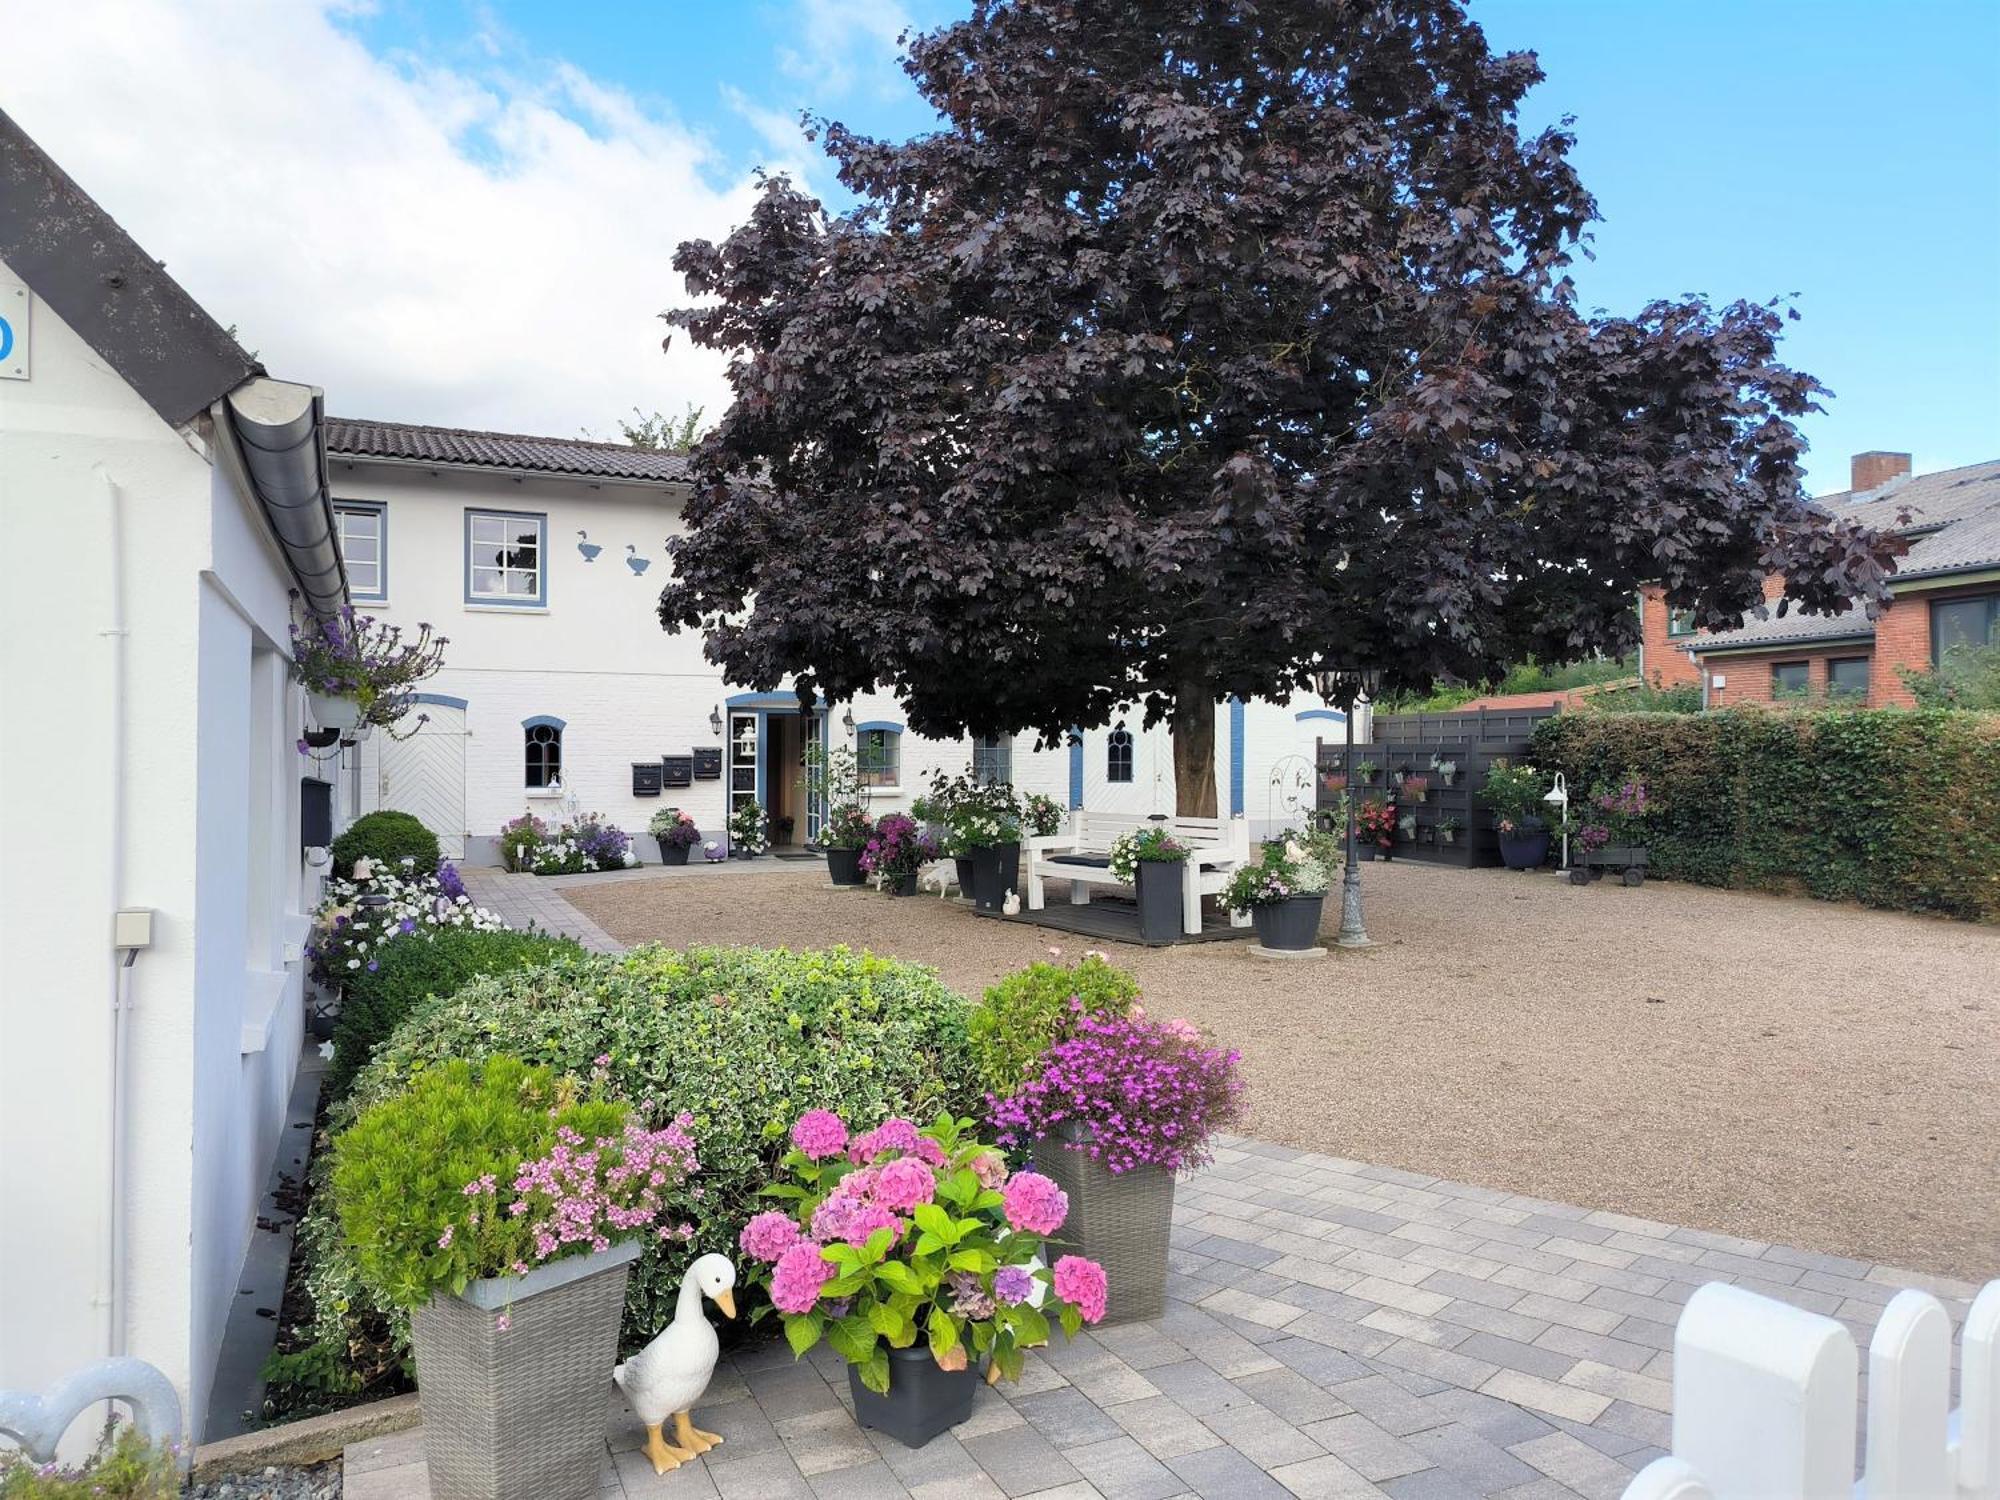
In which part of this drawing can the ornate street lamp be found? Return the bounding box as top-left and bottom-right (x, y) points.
(1310, 663), (1383, 949)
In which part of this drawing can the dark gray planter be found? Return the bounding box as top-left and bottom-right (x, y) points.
(1135, 860), (1183, 942)
(849, 1344), (982, 1448)
(1251, 894), (1324, 950)
(969, 842), (1021, 913)
(1032, 1126), (1172, 1325)
(407, 1240), (641, 1500)
(655, 839), (691, 865)
(883, 871), (919, 896)
(1497, 816), (1550, 870)
(954, 856), (976, 898)
(826, 846), (865, 885)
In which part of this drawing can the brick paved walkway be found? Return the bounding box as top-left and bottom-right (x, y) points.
(460, 864), (624, 953)
(346, 875), (1982, 1499)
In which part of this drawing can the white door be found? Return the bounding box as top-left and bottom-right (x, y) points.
(377, 704), (469, 859)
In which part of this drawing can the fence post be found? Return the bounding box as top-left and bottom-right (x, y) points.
(1867, 1290), (1952, 1500)
(1958, 1283), (2000, 1499)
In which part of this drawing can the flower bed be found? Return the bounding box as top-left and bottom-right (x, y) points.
(499, 812), (636, 874)
(306, 863), (504, 988)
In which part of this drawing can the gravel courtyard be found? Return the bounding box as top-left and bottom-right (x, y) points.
(564, 861), (1999, 1280)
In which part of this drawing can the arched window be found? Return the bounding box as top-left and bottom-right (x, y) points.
(1106, 726), (1134, 784)
(524, 719), (563, 788)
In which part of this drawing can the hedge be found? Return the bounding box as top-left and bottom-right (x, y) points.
(1530, 709), (2000, 920)
(329, 810), (441, 878)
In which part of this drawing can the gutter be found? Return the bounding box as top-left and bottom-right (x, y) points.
(1688, 634), (1878, 661)
(213, 380), (348, 618)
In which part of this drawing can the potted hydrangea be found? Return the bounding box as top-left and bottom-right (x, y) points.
(1107, 826), (1192, 942)
(1221, 837), (1332, 949)
(991, 1011), (1243, 1324)
(649, 807), (701, 865)
(818, 804), (874, 886)
(739, 1110), (1107, 1448)
(727, 799), (769, 858)
(858, 812), (939, 896)
(332, 1057), (700, 1500)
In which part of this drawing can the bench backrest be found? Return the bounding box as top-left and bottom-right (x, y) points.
(1065, 809), (1246, 856)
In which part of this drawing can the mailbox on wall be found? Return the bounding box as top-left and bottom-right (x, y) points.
(631, 762), (664, 797)
(301, 777), (333, 851)
(692, 746), (722, 780)
(662, 755), (695, 789)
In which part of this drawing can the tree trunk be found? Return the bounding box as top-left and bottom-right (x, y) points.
(1170, 692), (1219, 818)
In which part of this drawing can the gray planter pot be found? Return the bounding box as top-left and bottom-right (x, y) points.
(1031, 1127), (1173, 1326)
(883, 871), (919, 896)
(1251, 894), (1323, 950)
(826, 846), (865, 885)
(1135, 861), (1183, 942)
(954, 856), (976, 897)
(970, 842), (1021, 912)
(407, 1240), (641, 1500)
(655, 839), (690, 865)
(849, 1344), (983, 1448)
(1497, 815), (1550, 870)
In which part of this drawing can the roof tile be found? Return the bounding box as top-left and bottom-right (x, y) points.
(327, 417), (694, 484)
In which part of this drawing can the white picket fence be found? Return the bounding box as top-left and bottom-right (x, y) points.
(1623, 1279), (2000, 1500)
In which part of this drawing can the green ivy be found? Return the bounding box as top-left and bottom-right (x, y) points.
(1531, 709), (2000, 920)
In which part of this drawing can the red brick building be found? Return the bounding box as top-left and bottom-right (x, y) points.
(1637, 453), (2000, 707)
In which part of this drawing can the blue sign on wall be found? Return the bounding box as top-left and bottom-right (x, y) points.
(0, 277), (29, 380)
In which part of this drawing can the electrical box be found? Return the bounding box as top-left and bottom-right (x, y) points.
(114, 908), (154, 950)
(1710, 673), (1727, 689)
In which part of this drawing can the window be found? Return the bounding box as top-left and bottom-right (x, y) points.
(524, 719), (563, 788)
(1106, 726), (1134, 783)
(1931, 595), (1999, 664)
(857, 727), (901, 788)
(466, 510), (547, 607)
(971, 732), (1012, 786)
(1667, 608), (1698, 637)
(1828, 657), (1870, 700)
(335, 502), (386, 600)
(1771, 662), (1810, 698)
(728, 713), (759, 811)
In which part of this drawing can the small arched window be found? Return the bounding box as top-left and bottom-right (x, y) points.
(1106, 726), (1134, 784)
(525, 720), (563, 788)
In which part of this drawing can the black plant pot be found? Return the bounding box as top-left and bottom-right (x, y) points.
(953, 856), (976, 898)
(655, 839), (690, 866)
(1135, 861), (1183, 942)
(1251, 894), (1324, 950)
(1497, 816), (1551, 870)
(970, 842), (1021, 912)
(826, 846), (865, 886)
(1356, 844), (1377, 862)
(884, 871), (919, 896)
(849, 1345), (982, 1449)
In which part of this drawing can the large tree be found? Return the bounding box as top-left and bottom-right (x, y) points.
(659, 0), (1897, 815)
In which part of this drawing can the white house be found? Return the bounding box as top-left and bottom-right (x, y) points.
(0, 113), (347, 1446)
(325, 419), (1355, 860)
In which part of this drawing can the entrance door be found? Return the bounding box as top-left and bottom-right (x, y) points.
(377, 705), (469, 858)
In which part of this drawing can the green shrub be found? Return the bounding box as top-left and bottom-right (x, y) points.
(330, 810), (441, 878)
(331, 944), (977, 1348)
(327, 927), (582, 1100)
(0, 1426), (178, 1498)
(967, 954), (1140, 1099)
(1531, 708), (2000, 920)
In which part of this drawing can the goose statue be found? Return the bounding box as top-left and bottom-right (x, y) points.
(613, 1253), (736, 1474)
(625, 544), (651, 575)
(576, 529), (602, 562)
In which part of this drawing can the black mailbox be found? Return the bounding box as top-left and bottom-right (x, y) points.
(662, 755), (695, 789)
(301, 777), (333, 850)
(692, 746), (723, 780)
(632, 762), (664, 797)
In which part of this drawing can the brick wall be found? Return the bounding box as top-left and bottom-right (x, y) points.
(1637, 585), (1702, 688)
(1868, 596), (1927, 707)
(1702, 647), (1875, 707)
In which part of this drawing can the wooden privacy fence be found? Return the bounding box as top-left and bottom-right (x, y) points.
(1623, 1278), (2000, 1500)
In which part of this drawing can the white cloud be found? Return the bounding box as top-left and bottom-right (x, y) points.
(0, 0), (780, 439)
(778, 0), (913, 99)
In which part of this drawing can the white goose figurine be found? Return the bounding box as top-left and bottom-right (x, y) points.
(613, 1253), (736, 1473)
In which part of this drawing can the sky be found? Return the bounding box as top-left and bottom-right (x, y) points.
(3, 0), (1995, 495)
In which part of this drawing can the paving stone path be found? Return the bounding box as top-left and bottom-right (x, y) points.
(351, 873), (1981, 1500)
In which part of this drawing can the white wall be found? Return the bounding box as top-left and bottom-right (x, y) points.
(0, 260), (312, 1445)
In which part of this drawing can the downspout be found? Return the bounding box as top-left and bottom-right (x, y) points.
(100, 471), (132, 1359)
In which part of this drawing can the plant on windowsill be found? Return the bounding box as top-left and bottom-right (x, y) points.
(728, 799), (769, 858)
(289, 595), (448, 737)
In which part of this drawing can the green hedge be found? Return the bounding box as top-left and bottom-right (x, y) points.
(329, 810), (441, 878)
(1530, 709), (2000, 920)
(326, 927), (583, 1100)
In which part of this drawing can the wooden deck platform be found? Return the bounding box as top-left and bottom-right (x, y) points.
(972, 896), (1255, 947)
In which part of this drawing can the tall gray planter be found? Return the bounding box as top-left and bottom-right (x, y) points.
(1031, 1125), (1173, 1325)
(407, 1240), (642, 1500)
(1134, 861), (1183, 942)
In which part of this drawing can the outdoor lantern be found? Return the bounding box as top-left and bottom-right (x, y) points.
(1310, 660), (1383, 949)
(1544, 773), (1570, 870)
(842, 707), (856, 736)
(708, 704), (723, 737)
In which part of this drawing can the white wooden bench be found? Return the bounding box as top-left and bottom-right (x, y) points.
(1026, 810), (1252, 936)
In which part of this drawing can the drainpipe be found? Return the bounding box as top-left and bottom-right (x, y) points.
(99, 470), (132, 1359)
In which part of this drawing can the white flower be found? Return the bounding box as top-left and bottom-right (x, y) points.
(346, 958), (360, 970)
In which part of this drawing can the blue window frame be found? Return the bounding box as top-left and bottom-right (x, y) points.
(1106, 726), (1134, 784)
(857, 723), (902, 788)
(335, 500), (387, 601)
(465, 509), (548, 607)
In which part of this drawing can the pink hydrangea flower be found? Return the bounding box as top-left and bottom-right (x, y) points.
(739, 1210), (804, 1263)
(790, 1109), (848, 1161)
(1001, 1171), (1068, 1235)
(849, 1117), (921, 1164)
(873, 1157), (937, 1213)
(913, 1138), (948, 1168)
(769, 1241), (838, 1314)
(1054, 1255), (1108, 1323)
(970, 1151), (1009, 1190)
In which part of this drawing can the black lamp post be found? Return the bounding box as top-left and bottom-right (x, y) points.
(1310, 664), (1383, 949)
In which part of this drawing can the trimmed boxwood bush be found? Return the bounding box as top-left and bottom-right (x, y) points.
(1532, 708), (2000, 920)
(305, 943), (977, 1373)
(326, 927), (582, 1100)
(968, 954), (1139, 1098)
(329, 809), (441, 879)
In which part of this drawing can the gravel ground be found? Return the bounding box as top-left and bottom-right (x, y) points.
(185, 1461), (339, 1498)
(569, 860), (2000, 1279)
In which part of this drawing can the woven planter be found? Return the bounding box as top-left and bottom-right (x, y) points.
(407, 1240), (641, 1500)
(1031, 1127), (1173, 1325)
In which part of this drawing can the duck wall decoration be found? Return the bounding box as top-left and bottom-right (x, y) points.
(625, 544), (651, 576)
(613, 1253), (736, 1474)
(576, 530), (602, 562)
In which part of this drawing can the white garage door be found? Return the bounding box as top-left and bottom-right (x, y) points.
(376, 704), (469, 859)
